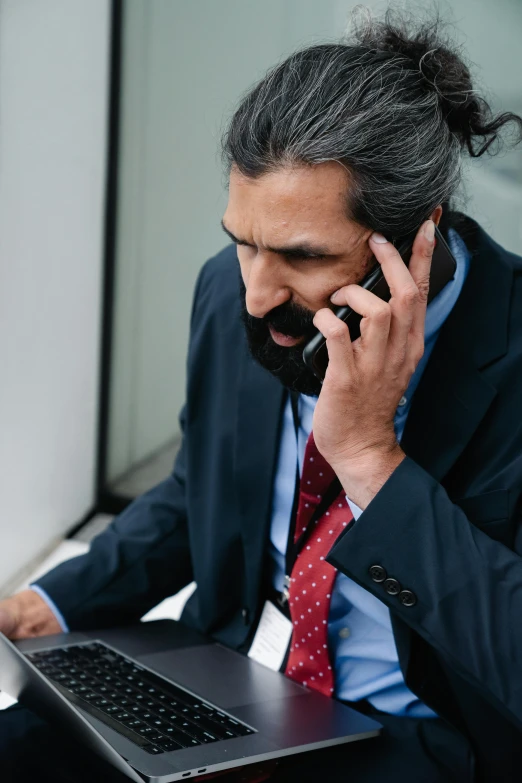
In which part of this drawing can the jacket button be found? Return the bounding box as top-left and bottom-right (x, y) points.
(241, 608), (250, 624)
(399, 590), (417, 607)
(368, 565), (387, 583)
(384, 578), (401, 596)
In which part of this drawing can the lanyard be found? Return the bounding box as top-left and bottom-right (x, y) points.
(278, 392), (341, 606)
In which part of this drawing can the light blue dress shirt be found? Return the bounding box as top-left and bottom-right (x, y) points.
(29, 582), (70, 633)
(33, 230), (470, 718)
(267, 229), (470, 717)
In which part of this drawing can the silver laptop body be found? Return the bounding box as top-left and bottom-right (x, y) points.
(0, 619), (381, 782)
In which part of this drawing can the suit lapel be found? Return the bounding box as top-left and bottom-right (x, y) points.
(234, 345), (286, 609)
(394, 216), (513, 678)
(400, 347), (497, 482)
(401, 216), (511, 481)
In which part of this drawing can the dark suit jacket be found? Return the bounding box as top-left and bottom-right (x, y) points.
(37, 216), (522, 780)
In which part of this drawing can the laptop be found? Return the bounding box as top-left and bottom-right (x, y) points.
(0, 618), (381, 782)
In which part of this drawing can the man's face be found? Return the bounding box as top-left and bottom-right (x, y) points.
(222, 163), (374, 396)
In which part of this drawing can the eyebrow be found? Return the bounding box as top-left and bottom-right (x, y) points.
(220, 219), (334, 259)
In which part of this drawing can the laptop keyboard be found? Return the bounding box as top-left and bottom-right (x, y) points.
(25, 641), (255, 756)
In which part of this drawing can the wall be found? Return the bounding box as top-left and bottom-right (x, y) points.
(0, 0), (110, 591)
(108, 0), (521, 483)
(447, 0), (522, 251)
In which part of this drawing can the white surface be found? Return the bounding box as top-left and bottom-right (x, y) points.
(0, 693), (17, 711)
(0, 0), (111, 591)
(141, 582), (196, 623)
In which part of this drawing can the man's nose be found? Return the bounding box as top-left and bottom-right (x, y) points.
(244, 255), (290, 319)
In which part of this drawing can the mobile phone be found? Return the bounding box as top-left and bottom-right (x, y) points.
(302, 224), (457, 382)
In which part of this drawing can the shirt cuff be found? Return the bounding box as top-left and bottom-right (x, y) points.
(346, 497), (363, 521)
(29, 584), (69, 633)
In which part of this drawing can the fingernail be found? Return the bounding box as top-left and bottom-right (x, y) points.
(330, 289), (342, 304)
(370, 232), (388, 244)
(424, 220), (435, 242)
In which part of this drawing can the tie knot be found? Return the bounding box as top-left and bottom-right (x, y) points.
(302, 432), (336, 488)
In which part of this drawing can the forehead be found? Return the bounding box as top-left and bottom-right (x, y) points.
(225, 162), (353, 233)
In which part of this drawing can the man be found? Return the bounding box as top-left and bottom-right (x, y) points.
(1, 15), (522, 783)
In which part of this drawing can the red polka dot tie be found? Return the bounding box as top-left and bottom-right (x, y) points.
(284, 432), (353, 697)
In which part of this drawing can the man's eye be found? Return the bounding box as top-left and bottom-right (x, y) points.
(290, 255), (327, 263)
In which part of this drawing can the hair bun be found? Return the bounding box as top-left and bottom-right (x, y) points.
(375, 25), (477, 141)
(350, 8), (522, 157)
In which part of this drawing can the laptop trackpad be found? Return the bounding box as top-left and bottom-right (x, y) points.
(138, 644), (308, 709)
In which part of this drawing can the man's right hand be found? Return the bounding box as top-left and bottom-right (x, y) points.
(0, 590), (62, 640)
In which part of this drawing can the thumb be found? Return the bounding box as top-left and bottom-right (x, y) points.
(0, 605), (18, 639)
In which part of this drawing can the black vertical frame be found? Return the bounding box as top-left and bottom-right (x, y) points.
(95, 0), (132, 515)
(65, 0), (128, 540)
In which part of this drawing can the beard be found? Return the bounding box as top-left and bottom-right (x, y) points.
(238, 272), (322, 397)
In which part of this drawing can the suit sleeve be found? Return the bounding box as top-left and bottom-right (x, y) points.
(326, 455), (522, 729)
(33, 264), (209, 630)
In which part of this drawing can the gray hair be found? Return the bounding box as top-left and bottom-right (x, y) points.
(222, 10), (522, 238)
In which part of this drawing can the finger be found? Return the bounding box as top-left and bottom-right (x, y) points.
(367, 228), (428, 356)
(333, 234), (415, 357)
(0, 606), (17, 638)
(408, 220), (435, 337)
(330, 237), (412, 308)
(367, 231), (418, 299)
(341, 285), (391, 366)
(313, 308), (355, 381)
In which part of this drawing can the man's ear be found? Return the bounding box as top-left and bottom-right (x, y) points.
(431, 204), (443, 226)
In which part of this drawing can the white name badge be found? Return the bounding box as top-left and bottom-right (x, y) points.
(247, 600), (293, 672)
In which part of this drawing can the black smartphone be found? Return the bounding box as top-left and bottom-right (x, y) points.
(302, 224), (457, 382)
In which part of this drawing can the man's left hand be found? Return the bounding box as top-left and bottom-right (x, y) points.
(311, 219), (435, 509)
